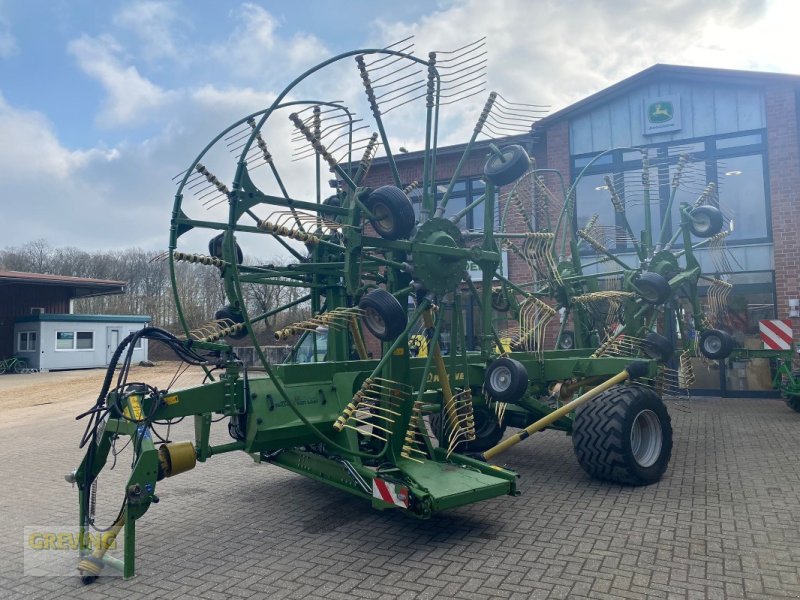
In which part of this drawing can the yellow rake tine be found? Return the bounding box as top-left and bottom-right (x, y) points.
(343, 425), (387, 442)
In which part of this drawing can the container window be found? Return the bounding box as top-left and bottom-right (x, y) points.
(76, 332), (94, 350)
(18, 331), (37, 352)
(56, 331), (74, 350)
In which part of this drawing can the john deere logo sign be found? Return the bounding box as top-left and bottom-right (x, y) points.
(643, 95), (681, 135)
(648, 102), (673, 123)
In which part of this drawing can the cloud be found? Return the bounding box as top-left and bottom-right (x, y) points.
(5, 0), (791, 260)
(0, 93), (127, 246)
(0, 14), (16, 58)
(189, 84), (276, 115)
(113, 0), (188, 64)
(0, 80), (312, 256)
(68, 33), (178, 127)
(372, 0), (774, 127)
(209, 3), (330, 81)
(0, 93), (117, 181)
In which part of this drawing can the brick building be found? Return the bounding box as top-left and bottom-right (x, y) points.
(363, 64), (800, 396)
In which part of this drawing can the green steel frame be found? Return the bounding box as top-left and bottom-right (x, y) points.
(72, 45), (669, 582)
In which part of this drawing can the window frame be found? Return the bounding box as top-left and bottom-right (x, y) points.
(409, 176), (498, 231)
(571, 129), (771, 254)
(129, 331), (143, 349)
(55, 330), (95, 352)
(17, 331), (37, 353)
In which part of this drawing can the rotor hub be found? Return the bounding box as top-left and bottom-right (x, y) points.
(410, 218), (468, 294)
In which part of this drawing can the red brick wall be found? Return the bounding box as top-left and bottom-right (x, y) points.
(542, 122), (572, 348)
(544, 120), (572, 246)
(765, 85), (800, 337)
(364, 148), (487, 189)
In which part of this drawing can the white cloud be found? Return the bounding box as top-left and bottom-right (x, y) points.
(5, 0), (796, 258)
(208, 3), (277, 78)
(68, 33), (178, 127)
(113, 0), (188, 64)
(0, 14), (16, 58)
(0, 93), (117, 180)
(372, 0), (776, 128)
(286, 32), (329, 68)
(0, 80), (311, 255)
(0, 93), (129, 246)
(209, 3), (329, 81)
(190, 84), (276, 115)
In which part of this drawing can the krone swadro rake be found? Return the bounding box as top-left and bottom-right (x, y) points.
(70, 41), (672, 583)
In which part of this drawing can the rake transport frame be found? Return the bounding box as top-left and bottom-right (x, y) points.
(70, 42), (694, 583)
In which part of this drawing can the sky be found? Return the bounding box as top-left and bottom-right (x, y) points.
(0, 0), (798, 256)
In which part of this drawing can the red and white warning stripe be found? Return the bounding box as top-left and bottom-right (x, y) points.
(759, 319), (794, 350)
(372, 478), (409, 508)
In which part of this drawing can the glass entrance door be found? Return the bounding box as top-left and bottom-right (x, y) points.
(687, 271), (779, 397)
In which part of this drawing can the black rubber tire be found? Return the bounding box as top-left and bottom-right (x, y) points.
(323, 194), (342, 208)
(698, 329), (734, 360)
(572, 384), (672, 486)
(12, 360), (26, 374)
(365, 186), (415, 240)
(429, 404), (506, 452)
(208, 233), (244, 265)
(214, 305), (248, 340)
(688, 206), (724, 238)
(558, 331), (575, 350)
(634, 272), (671, 305)
(484, 357), (529, 403)
(358, 289), (407, 341)
(491, 290), (511, 312)
(642, 332), (673, 363)
(786, 396), (800, 413)
(483, 144), (531, 187)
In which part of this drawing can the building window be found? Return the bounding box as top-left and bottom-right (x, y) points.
(572, 130), (769, 253)
(716, 154), (768, 241)
(56, 331), (94, 351)
(130, 331), (143, 349)
(408, 177), (496, 231)
(18, 331), (37, 352)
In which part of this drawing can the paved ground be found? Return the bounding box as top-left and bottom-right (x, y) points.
(1, 379), (800, 598)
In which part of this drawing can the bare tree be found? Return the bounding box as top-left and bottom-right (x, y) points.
(0, 240), (312, 339)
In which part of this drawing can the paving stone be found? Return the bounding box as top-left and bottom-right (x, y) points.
(2, 397), (800, 598)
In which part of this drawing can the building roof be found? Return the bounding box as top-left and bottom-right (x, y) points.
(536, 63), (800, 128)
(0, 270), (126, 298)
(361, 64), (800, 170)
(15, 314), (150, 324)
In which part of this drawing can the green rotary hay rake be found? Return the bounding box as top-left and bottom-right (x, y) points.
(69, 40), (729, 583)
(493, 143), (739, 394)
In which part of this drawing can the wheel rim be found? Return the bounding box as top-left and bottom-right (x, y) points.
(692, 213), (711, 233)
(489, 365), (512, 393)
(703, 335), (722, 354)
(491, 293), (509, 311)
(630, 409), (663, 468)
(364, 306), (386, 336)
(372, 202), (394, 233)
